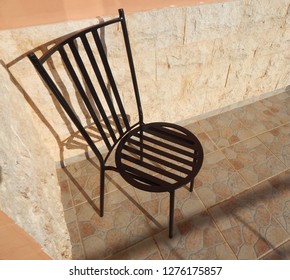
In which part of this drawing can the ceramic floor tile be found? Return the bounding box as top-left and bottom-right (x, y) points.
(232, 101), (281, 134)
(154, 212), (236, 260)
(238, 157), (287, 186)
(185, 122), (217, 154)
(184, 122), (204, 134)
(222, 137), (286, 186)
(134, 186), (205, 234)
(64, 208), (85, 260)
(59, 180), (73, 210)
(209, 188), (289, 259)
(75, 186), (153, 259)
(68, 174), (102, 206)
(50, 90), (290, 260)
(199, 111), (254, 148)
(258, 123), (290, 167)
(57, 157), (101, 179)
(252, 170), (290, 235)
(195, 151), (249, 208)
(261, 240), (290, 260)
(108, 237), (163, 260)
(64, 168), (123, 207)
(259, 91), (290, 125)
(195, 132), (218, 154)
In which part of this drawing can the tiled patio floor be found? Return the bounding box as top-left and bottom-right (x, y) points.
(1, 90), (288, 260)
(56, 89), (290, 260)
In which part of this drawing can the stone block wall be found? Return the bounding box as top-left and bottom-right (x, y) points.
(0, 65), (71, 259)
(0, 0), (289, 258)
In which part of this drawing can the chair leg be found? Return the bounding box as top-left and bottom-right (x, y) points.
(140, 126), (144, 162)
(169, 190), (175, 238)
(189, 179), (194, 192)
(100, 167), (105, 217)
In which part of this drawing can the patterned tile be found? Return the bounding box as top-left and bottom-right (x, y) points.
(75, 187), (153, 259)
(195, 151), (249, 208)
(134, 186), (205, 234)
(258, 123), (290, 167)
(58, 157), (126, 206)
(259, 91), (290, 125)
(252, 170), (290, 234)
(185, 122), (218, 154)
(58, 180), (73, 210)
(232, 101), (281, 134)
(184, 122), (203, 134)
(64, 208), (85, 260)
(68, 171), (124, 206)
(199, 111), (254, 148)
(63, 157), (101, 178)
(222, 137), (286, 185)
(262, 240), (290, 260)
(108, 237), (163, 260)
(154, 212), (236, 260)
(55, 90), (290, 260)
(210, 189), (289, 259)
(195, 132), (218, 154)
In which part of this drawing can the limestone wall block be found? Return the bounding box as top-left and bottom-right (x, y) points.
(156, 42), (213, 80)
(185, 1), (243, 43)
(127, 7), (186, 50)
(239, 0), (290, 32)
(0, 64), (71, 259)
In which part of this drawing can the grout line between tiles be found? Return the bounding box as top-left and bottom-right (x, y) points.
(201, 115), (290, 157)
(56, 92), (289, 260)
(152, 235), (165, 260)
(192, 189), (238, 259)
(258, 237), (290, 260)
(205, 167), (290, 213)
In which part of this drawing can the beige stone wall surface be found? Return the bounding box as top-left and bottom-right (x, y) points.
(1, 0), (290, 160)
(0, 0), (289, 258)
(0, 65), (72, 259)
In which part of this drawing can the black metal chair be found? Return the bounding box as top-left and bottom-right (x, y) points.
(28, 9), (203, 238)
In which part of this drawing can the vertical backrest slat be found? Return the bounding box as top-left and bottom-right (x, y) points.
(28, 10), (144, 162)
(68, 41), (118, 144)
(80, 34), (124, 136)
(119, 10), (144, 124)
(28, 53), (104, 164)
(59, 45), (113, 149)
(92, 29), (130, 130)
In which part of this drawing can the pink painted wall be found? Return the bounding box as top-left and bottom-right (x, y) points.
(0, 0), (225, 29)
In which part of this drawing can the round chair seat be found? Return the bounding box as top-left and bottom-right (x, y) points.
(115, 122), (204, 193)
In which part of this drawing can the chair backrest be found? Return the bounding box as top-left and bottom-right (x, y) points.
(28, 9), (143, 165)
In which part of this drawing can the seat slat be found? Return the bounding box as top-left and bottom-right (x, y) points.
(136, 132), (197, 158)
(127, 137), (195, 166)
(123, 144), (191, 175)
(120, 163), (171, 187)
(121, 153), (184, 182)
(147, 125), (196, 149)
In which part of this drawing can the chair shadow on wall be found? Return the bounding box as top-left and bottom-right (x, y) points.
(3, 17), (163, 237)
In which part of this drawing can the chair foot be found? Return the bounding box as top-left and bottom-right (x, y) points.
(189, 179), (194, 192)
(169, 190), (175, 238)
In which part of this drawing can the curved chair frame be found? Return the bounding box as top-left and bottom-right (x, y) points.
(28, 9), (203, 238)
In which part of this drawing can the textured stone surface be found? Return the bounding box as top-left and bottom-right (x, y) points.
(1, 0), (289, 161)
(0, 65), (71, 259)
